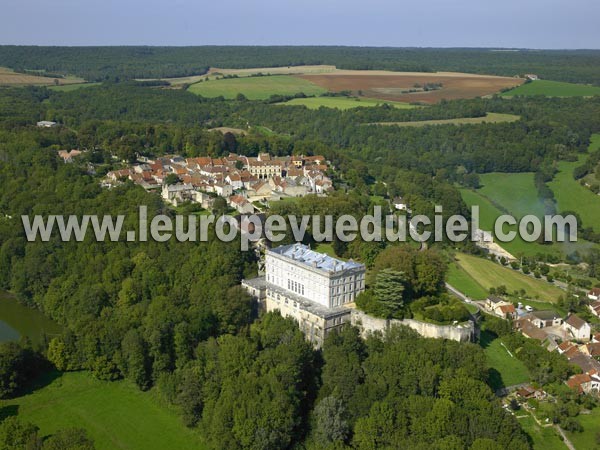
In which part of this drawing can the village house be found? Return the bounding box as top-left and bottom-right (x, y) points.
(587, 288), (600, 301)
(516, 385), (547, 400)
(228, 195), (255, 214)
(528, 310), (563, 328)
(161, 183), (194, 206)
(580, 342), (600, 358)
(562, 314), (591, 341)
(588, 299), (600, 317)
(566, 371), (600, 395)
(484, 296), (517, 319)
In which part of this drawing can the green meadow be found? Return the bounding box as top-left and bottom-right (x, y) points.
(477, 172), (546, 219)
(565, 407), (600, 450)
(280, 96), (414, 110)
(448, 253), (564, 302)
(460, 171), (598, 258)
(548, 134), (600, 233)
(187, 75), (326, 100)
(2, 371), (206, 450)
(517, 414), (567, 450)
(501, 79), (600, 97)
(480, 331), (529, 390)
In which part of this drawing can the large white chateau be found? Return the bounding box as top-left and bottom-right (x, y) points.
(243, 243), (366, 347)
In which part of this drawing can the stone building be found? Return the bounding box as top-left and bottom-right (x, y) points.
(244, 243), (366, 347)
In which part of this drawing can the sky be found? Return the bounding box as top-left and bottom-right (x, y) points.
(1, 0), (599, 49)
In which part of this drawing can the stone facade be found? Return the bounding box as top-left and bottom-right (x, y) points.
(261, 244), (366, 347)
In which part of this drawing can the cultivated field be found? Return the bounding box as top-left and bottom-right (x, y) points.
(279, 96), (414, 110)
(297, 70), (523, 103)
(548, 134), (600, 233)
(450, 253), (564, 302)
(370, 112), (520, 126)
(501, 79), (600, 97)
(187, 75), (326, 100)
(4, 371), (207, 450)
(0, 67), (84, 86)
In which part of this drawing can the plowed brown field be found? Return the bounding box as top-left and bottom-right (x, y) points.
(296, 71), (523, 103)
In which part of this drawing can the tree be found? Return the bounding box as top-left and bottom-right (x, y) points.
(311, 396), (350, 446)
(164, 173), (180, 185)
(373, 269), (406, 318)
(212, 197), (228, 216)
(42, 428), (95, 450)
(0, 417), (42, 450)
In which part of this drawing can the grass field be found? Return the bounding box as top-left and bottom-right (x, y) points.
(49, 82), (101, 92)
(478, 172), (546, 219)
(480, 331), (529, 390)
(447, 261), (490, 300)
(0, 67), (85, 86)
(566, 408), (600, 450)
(459, 171), (598, 258)
(279, 96), (414, 110)
(3, 371), (206, 450)
(517, 414), (567, 450)
(501, 80), (600, 97)
(450, 253), (564, 302)
(187, 75), (326, 100)
(371, 112), (520, 127)
(549, 134), (600, 233)
(460, 187), (569, 258)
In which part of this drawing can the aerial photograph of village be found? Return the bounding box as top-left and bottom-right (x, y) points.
(1, 0), (600, 449)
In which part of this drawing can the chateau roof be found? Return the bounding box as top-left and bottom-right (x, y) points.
(269, 243), (364, 273)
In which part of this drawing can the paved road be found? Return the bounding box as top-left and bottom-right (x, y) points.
(445, 282), (485, 311)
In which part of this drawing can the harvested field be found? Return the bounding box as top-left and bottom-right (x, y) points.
(297, 71), (523, 103)
(0, 67), (84, 86)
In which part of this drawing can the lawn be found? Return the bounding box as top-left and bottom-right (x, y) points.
(480, 331), (529, 390)
(187, 75), (326, 100)
(566, 407), (600, 450)
(517, 413), (567, 450)
(3, 371), (206, 450)
(370, 112), (520, 127)
(447, 260), (489, 300)
(501, 80), (600, 97)
(548, 134), (600, 233)
(451, 253), (564, 302)
(279, 96), (414, 110)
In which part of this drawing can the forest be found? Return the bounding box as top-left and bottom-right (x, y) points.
(1, 46), (600, 84)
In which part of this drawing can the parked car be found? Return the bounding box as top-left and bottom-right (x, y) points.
(525, 305), (534, 312)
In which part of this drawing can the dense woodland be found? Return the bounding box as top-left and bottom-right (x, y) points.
(0, 73), (599, 448)
(2, 46), (600, 84)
